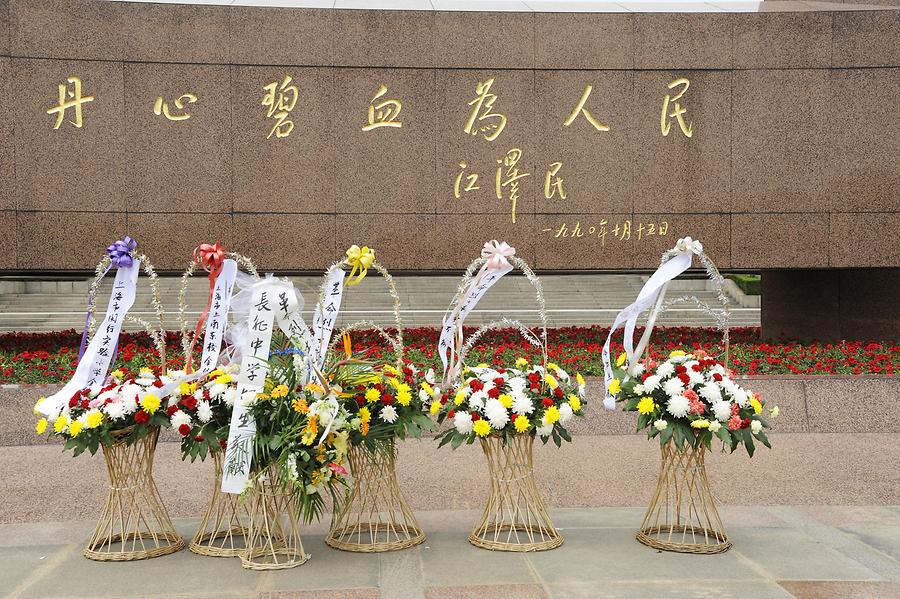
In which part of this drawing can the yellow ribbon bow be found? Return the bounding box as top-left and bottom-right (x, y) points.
(344, 245), (375, 286)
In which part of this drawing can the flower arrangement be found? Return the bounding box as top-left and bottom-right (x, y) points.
(165, 363), (241, 461)
(34, 367), (172, 456)
(436, 360), (587, 448)
(607, 349), (779, 457)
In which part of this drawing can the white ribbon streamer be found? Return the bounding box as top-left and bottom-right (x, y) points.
(310, 267), (346, 374)
(36, 262), (141, 417)
(601, 237), (703, 410)
(221, 277), (310, 494)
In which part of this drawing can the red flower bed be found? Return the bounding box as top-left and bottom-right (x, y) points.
(0, 327), (896, 385)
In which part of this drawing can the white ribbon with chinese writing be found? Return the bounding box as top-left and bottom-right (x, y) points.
(221, 276), (310, 494)
(35, 262), (141, 417)
(439, 241), (515, 384)
(309, 267), (346, 374)
(601, 237), (704, 410)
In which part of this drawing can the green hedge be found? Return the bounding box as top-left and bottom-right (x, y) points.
(728, 274), (761, 295)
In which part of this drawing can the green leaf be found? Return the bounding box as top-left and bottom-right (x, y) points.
(714, 425), (731, 445)
(450, 434), (464, 450)
(660, 425), (674, 445)
(755, 430), (772, 449)
(558, 427), (572, 443)
(744, 430), (756, 457)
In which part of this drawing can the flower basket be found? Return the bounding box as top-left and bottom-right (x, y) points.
(435, 241), (587, 552)
(636, 440), (730, 554)
(603, 237), (778, 554)
(175, 244), (258, 557)
(84, 427), (184, 561)
(320, 246), (427, 553)
(241, 465), (310, 570)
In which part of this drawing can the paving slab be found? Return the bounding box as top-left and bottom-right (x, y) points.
(547, 580), (794, 599)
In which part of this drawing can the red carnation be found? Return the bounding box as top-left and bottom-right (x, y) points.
(68, 395), (79, 408)
(675, 365), (687, 375)
(166, 405), (178, 417)
(440, 393), (448, 405)
(80, 399), (90, 409)
(182, 396), (197, 411)
(741, 418), (751, 429)
(527, 373), (540, 384)
(218, 439), (227, 450)
(493, 377), (505, 387)
(641, 372), (652, 382)
(554, 387), (563, 398)
(731, 403), (740, 416)
(469, 380), (484, 392)
(511, 413), (519, 422)
(691, 364), (703, 372)
(677, 373), (690, 386)
(134, 409), (150, 425)
(381, 393), (395, 405)
(403, 366), (413, 377)
(447, 410), (455, 419)
(496, 368), (507, 374)
(487, 387), (500, 399)
(542, 397), (553, 407)
(530, 383), (540, 393)
(178, 423), (191, 436)
(471, 413), (481, 421)
(152, 379), (163, 388)
(355, 395), (365, 407)
(713, 373), (723, 382)
(194, 435), (204, 442)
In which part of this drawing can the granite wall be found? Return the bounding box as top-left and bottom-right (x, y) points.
(0, 0), (898, 273)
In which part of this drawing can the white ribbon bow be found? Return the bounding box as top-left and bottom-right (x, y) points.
(675, 236), (704, 255)
(481, 240), (516, 270)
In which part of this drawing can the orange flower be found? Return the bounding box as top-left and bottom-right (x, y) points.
(361, 421), (369, 436)
(292, 398), (308, 414)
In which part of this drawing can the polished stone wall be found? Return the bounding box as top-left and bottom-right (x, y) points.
(0, 0), (898, 272)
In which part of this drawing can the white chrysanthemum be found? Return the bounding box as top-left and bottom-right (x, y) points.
(711, 400), (732, 422)
(380, 405), (398, 424)
(643, 375), (661, 392)
(104, 400), (126, 420)
(656, 362), (675, 378)
(418, 389), (430, 403)
(666, 395), (690, 418)
(654, 419), (668, 431)
(241, 391), (259, 407)
(708, 420), (721, 432)
(310, 398), (339, 427)
(685, 360), (699, 370)
(507, 377), (527, 393)
(555, 368), (571, 382)
(223, 387), (238, 407)
(511, 392), (533, 415)
(98, 389), (118, 404)
(453, 411), (474, 435)
(468, 390), (488, 410)
(484, 398), (509, 430)
(711, 363), (727, 376)
(731, 386), (749, 407)
(135, 376), (155, 387)
(633, 384), (645, 395)
(209, 383), (226, 398)
(536, 417), (553, 438)
(120, 393), (138, 415)
(663, 377), (684, 398)
(627, 362), (645, 377)
(688, 370), (705, 386)
(196, 400), (213, 423)
(193, 389), (204, 401)
(170, 410), (192, 430)
(720, 377), (736, 393)
(750, 420), (762, 434)
(699, 382), (722, 403)
(670, 353), (689, 364)
(559, 403), (574, 424)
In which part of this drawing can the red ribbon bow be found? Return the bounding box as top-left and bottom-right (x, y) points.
(187, 242), (227, 373)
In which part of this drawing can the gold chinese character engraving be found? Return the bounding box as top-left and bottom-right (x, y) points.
(661, 77), (693, 138)
(464, 78), (507, 142)
(362, 84), (402, 131)
(262, 75), (299, 139)
(47, 76), (94, 129)
(495, 148), (531, 224)
(153, 93), (197, 121)
(544, 161), (567, 200)
(542, 219), (671, 246)
(564, 85), (609, 132)
(453, 162), (481, 198)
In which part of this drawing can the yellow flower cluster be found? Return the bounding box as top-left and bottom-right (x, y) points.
(35, 418), (48, 435)
(140, 393), (161, 414)
(637, 397), (655, 415)
(473, 420), (491, 437)
(85, 411), (103, 429)
(498, 394), (513, 409)
(179, 382), (197, 397)
(271, 384), (289, 398)
(365, 388), (380, 403)
(607, 379), (621, 394)
(514, 415), (530, 433)
(567, 394), (582, 413)
(301, 415), (318, 445)
(68, 420), (83, 437)
(429, 401), (442, 415)
(749, 397), (762, 414)
(292, 398), (308, 414)
(544, 406), (560, 425)
(515, 357), (528, 368)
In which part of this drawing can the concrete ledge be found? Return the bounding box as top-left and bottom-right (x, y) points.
(3, 376), (897, 446)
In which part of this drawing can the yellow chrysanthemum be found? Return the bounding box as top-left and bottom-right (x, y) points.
(256, 393), (270, 401)
(547, 362), (559, 371)
(514, 415), (529, 433)
(473, 420), (491, 437)
(139, 367), (153, 375)
(637, 397), (655, 415)
(179, 382), (197, 397)
(111, 369), (124, 380)
(498, 394), (514, 409)
(429, 400), (442, 415)
(567, 394), (582, 413)
(383, 364), (401, 376)
(365, 388), (381, 403)
(545, 374), (559, 390)
(454, 392), (466, 406)
(305, 383), (325, 395)
(68, 420), (84, 437)
(301, 415), (318, 445)
(544, 406), (560, 425)
(271, 384), (289, 398)
(515, 357), (528, 368)
(35, 418), (48, 435)
(669, 350), (686, 358)
(53, 415), (68, 434)
(616, 352), (627, 367)
(292, 398), (308, 414)
(358, 406), (371, 424)
(33, 398), (44, 416)
(85, 411), (104, 429)
(140, 393), (161, 414)
(608, 378), (621, 394)
(208, 368), (224, 378)
(396, 386), (412, 407)
(576, 372), (585, 387)
(476, 363), (489, 369)
(691, 419), (710, 429)
(749, 397), (762, 414)
(386, 376), (401, 389)
(421, 382), (435, 398)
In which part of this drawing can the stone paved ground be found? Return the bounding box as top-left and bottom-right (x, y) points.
(2, 506), (900, 599)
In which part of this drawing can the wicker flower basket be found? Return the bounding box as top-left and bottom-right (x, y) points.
(240, 465), (310, 570)
(83, 428), (184, 561)
(636, 440), (731, 554)
(469, 434), (562, 552)
(189, 451), (249, 557)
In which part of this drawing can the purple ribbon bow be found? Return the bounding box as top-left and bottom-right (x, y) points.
(78, 237), (139, 361)
(106, 236), (137, 268)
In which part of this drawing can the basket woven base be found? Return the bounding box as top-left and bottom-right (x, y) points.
(84, 429), (184, 561)
(189, 451), (249, 557)
(240, 466), (310, 570)
(636, 440), (732, 554)
(326, 441), (425, 553)
(469, 434), (563, 552)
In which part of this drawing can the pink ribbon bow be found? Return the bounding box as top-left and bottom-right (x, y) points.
(481, 240), (516, 270)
